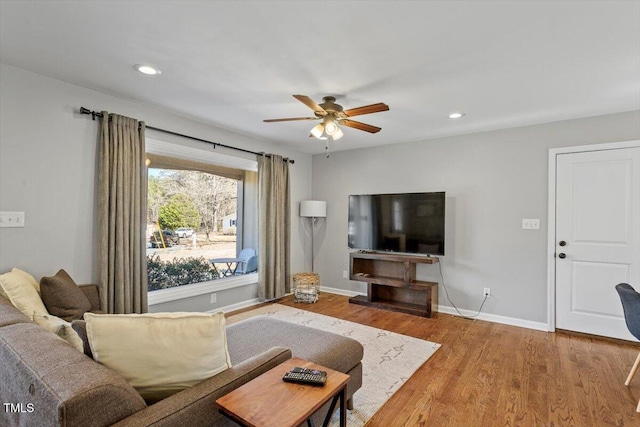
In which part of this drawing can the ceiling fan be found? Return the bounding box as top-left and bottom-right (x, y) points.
(264, 95), (389, 141)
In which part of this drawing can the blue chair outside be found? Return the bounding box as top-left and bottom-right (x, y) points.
(615, 283), (640, 412)
(235, 248), (258, 275)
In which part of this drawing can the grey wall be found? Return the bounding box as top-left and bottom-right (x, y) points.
(148, 283), (259, 314)
(3, 62), (638, 323)
(311, 111), (640, 324)
(0, 64), (312, 309)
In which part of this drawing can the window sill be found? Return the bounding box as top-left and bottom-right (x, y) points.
(148, 273), (258, 306)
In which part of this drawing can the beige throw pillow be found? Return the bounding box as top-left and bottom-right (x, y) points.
(11, 268), (40, 294)
(0, 270), (48, 317)
(85, 311), (232, 402)
(32, 313), (84, 352)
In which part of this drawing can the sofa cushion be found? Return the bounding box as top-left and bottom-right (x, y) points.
(32, 312), (84, 352)
(85, 311), (232, 402)
(71, 319), (94, 358)
(226, 316), (364, 375)
(78, 284), (102, 312)
(0, 270), (48, 318)
(40, 269), (92, 321)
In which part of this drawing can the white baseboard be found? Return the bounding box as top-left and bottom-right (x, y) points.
(437, 305), (549, 331)
(209, 298), (262, 314)
(319, 287), (548, 332)
(218, 288), (548, 332)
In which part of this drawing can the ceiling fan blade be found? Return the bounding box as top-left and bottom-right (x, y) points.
(293, 94), (326, 114)
(343, 103), (389, 117)
(340, 119), (382, 133)
(263, 117), (318, 123)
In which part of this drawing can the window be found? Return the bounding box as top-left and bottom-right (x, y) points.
(147, 168), (239, 291)
(145, 138), (258, 295)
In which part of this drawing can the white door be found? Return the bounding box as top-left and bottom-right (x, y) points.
(555, 146), (640, 340)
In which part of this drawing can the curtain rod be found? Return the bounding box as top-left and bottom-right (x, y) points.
(79, 107), (294, 164)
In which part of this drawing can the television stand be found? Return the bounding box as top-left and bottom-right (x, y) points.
(348, 252), (438, 318)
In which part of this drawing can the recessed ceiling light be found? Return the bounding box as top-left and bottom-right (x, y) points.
(448, 112), (465, 119)
(134, 64), (161, 75)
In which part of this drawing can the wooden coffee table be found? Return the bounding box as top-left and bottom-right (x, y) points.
(216, 357), (350, 427)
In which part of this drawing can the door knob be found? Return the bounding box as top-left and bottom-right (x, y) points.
(559, 241), (566, 247)
(558, 253), (566, 259)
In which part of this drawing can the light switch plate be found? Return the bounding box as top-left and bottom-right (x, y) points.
(522, 218), (540, 230)
(0, 212), (25, 228)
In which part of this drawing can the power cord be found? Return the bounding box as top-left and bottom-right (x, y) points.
(436, 257), (488, 320)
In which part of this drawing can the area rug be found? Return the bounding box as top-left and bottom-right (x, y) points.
(227, 304), (441, 427)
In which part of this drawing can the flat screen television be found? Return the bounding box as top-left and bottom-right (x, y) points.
(348, 192), (445, 256)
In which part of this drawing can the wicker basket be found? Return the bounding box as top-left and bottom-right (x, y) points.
(293, 272), (319, 303)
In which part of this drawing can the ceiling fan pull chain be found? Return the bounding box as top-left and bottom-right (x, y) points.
(325, 141), (330, 158)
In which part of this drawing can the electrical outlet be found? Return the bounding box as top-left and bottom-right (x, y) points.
(343, 270), (349, 279)
(210, 293), (217, 304)
(483, 287), (491, 297)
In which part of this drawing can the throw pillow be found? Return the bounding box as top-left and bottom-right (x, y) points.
(32, 313), (84, 352)
(0, 270), (48, 317)
(11, 268), (40, 294)
(70, 320), (93, 358)
(85, 311), (232, 402)
(39, 269), (92, 321)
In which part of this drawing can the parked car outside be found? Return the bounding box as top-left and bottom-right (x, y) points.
(150, 230), (179, 248)
(176, 227), (195, 238)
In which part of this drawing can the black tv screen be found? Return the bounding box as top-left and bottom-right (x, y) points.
(348, 192), (445, 255)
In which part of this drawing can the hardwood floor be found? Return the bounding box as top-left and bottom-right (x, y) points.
(233, 293), (640, 426)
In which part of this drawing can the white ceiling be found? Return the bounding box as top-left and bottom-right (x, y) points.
(1, 1), (639, 154)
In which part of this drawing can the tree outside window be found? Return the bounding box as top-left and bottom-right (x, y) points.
(147, 168), (240, 291)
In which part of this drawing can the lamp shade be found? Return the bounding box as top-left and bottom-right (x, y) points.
(300, 200), (327, 218)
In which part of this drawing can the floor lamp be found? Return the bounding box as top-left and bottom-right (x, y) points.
(300, 200), (327, 272)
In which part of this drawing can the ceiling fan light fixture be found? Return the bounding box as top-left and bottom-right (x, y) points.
(266, 94), (388, 143)
(311, 123), (327, 140)
(324, 118), (338, 135)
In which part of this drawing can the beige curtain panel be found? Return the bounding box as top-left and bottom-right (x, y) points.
(98, 112), (148, 314)
(258, 155), (291, 301)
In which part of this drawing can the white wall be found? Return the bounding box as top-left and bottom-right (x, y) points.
(311, 110), (640, 324)
(0, 64), (312, 306)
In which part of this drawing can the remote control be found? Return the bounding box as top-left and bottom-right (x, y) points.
(282, 367), (327, 386)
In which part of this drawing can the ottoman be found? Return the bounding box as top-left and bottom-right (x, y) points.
(225, 315), (364, 412)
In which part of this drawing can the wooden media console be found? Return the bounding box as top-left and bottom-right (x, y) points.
(348, 252), (439, 317)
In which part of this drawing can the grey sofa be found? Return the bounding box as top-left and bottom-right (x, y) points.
(0, 285), (363, 427)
